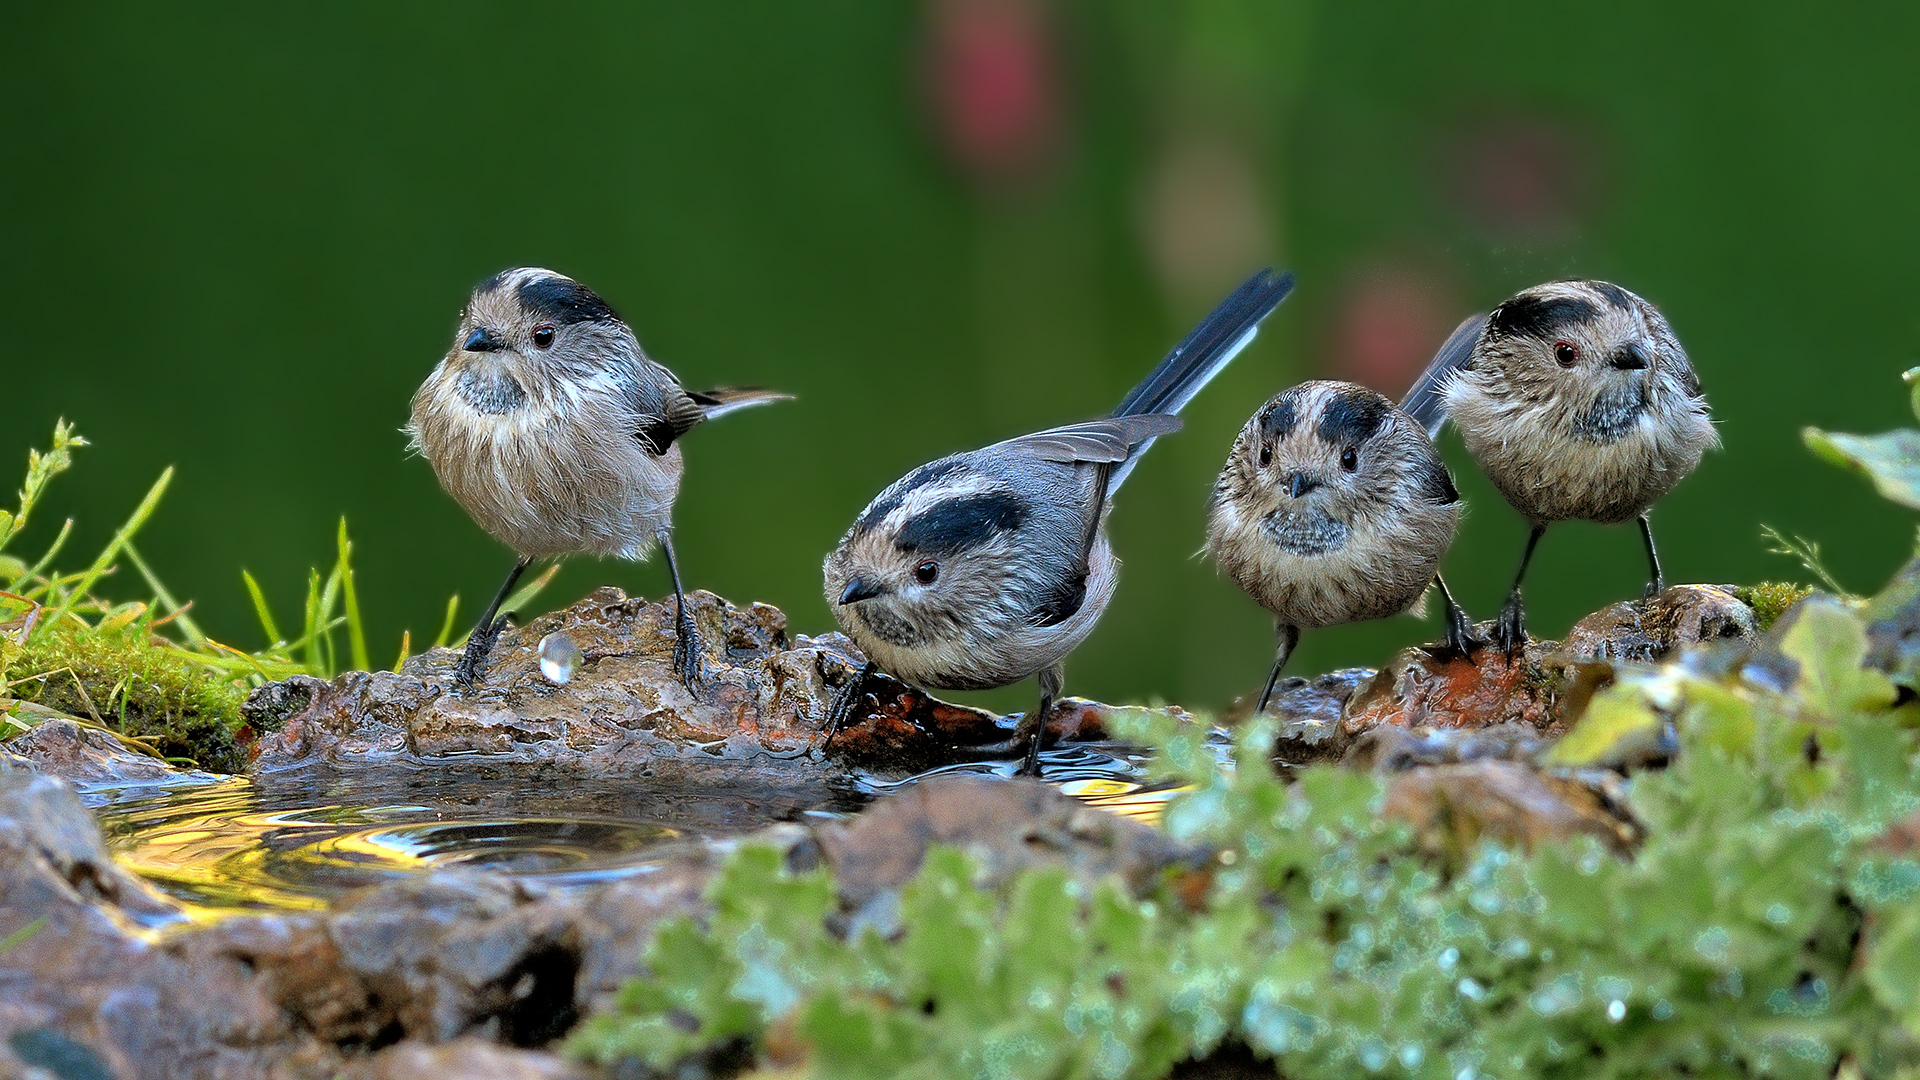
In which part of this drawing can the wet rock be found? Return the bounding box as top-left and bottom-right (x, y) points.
(3, 716), (215, 786)
(1383, 760), (1640, 856)
(811, 776), (1195, 932)
(1561, 584), (1756, 663)
(1255, 668), (1373, 765)
(248, 589), (1123, 781)
(1341, 639), (1594, 740)
(345, 1039), (593, 1080)
(0, 763), (179, 924)
(1346, 723), (1553, 772)
(1341, 586), (1755, 745)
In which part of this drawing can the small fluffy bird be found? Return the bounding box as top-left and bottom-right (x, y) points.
(1401, 280), (1717, 654)
(1207, 382), (1466, 712)
(824, 268), (1297, 774)
(408, 268), (787, 688)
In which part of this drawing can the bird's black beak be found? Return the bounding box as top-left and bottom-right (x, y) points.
(1286, 473), (1321, 499)
(1611, 342), (1650, 371)
(839, 577), (885, 605)
(464, 326), (503, 353)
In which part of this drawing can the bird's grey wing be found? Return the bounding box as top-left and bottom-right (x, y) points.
(1400, 313), (1486, 439)
(985, 416), (1181, 627)
(633, 388), (709, 456)
(989, 414), (1184, 465)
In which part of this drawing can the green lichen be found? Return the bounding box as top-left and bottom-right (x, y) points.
(1734, 581), (1817, 630)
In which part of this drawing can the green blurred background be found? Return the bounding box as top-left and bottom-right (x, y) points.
(5, 3), (1917, 715)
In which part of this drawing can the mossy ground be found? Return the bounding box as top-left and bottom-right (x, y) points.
(4, 626), (248, 771)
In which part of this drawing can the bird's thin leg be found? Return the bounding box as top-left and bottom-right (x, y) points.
(455, 555), (532, 688)
(1254, 622), (1302, 715)
(822, 661), (875, 750)
(658, 531), (703, 692)
(1494, 525), (1548, 656)
(1434, 574), (1485, 655)
(1638, 513), (1665, 597)
(1017, 663), (1065, 777)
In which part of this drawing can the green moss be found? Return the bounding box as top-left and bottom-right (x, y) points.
(1734, 581), (1817, 630)
(4, 626), (248, 771)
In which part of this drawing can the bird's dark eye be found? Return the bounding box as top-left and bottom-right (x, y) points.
(914, 560), (939, 585)
(1258, 445), (1273, 467)
(1340, 447), (1359, 472)
(1554, 341), (1578, 367)
(533, 325), (557, 349)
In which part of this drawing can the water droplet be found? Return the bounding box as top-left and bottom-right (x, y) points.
(1765, 902), (1792, 925)
(1692, 925), (1731, 965)
(1438, 947), (1459, 972)
(539, 632), (581, 684)
(1607, 999), (1626, 1022)
(1358, 1038), (1389, 1071)
(1651, 1000), (1674, 1021)
(1457, 978), (1486, 1002)
(1400, 1043), (1425, 1068)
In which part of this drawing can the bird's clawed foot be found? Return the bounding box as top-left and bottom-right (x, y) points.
(1643, 575), (1666, 600)
(454, 613), (512, 689)
(821, 662), (873, 750)
(671, 615), (705, 693)
(1441, 600), (1488, 657)
(1492, 592), (1528, 657)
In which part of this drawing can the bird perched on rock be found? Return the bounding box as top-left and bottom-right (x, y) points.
(823, 268), (1297, 774)
(1401, 280), (1716, 654)
(408, 267), (788, 689)
(1207, 381), (1466, 712)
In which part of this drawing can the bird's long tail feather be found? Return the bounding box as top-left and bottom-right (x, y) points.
(1399, 314), (1484, 439)
(1108, 267), (1296, 491)
(688, 386), (793, 421)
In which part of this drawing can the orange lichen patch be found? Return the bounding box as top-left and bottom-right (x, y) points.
(1341, 642), (1579, 739)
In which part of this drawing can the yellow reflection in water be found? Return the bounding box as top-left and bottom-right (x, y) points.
(1057, 778), (1190, 826)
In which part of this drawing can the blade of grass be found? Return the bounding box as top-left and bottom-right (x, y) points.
(302, 569), (325, 675)
(336, 518), (370, 673)
(393, 629), (411, 673)
(94, 602), (147, 635)
(433, 594), (461, 649)
(453, 565), (562, 647)
(503, 564), (561, 619)
(241, 569), (284, 646)
(316, 559), (344, 677)
(14, 517), (72, 588)
(123, 540), (206, 646)
(0, 918), (45, 954)
(41, 467), (172, 637)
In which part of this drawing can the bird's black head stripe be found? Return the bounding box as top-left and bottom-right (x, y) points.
(1261, 388), (1306, 440)
(1316, 388), (1390, 446)
(894, 491), (1029, 556)
(1487, 293), (1600, 340)
(517, 275), (620, 326)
